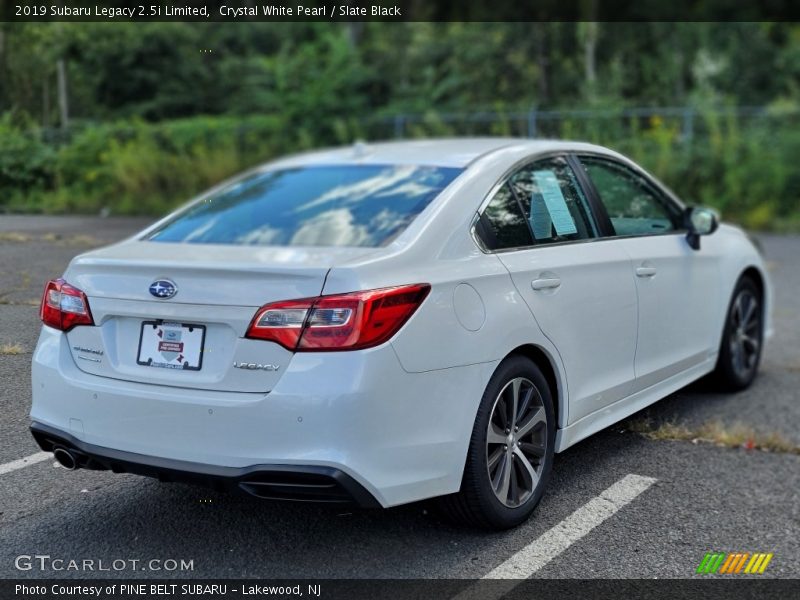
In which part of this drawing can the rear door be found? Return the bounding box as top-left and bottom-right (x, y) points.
(575, 155), (721, 391)
(476, 155), (638, 423)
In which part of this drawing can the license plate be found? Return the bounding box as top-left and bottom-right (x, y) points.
(136, 321), (206, 371)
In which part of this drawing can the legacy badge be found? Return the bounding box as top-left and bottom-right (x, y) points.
(233, 362), (280, 372)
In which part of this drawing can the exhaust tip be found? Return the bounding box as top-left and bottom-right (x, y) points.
(53, 447), (77, 470)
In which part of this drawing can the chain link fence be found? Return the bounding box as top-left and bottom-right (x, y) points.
(358, 105), (781, 143)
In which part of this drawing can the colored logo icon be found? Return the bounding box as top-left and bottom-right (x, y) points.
(697, 552), (774, 574)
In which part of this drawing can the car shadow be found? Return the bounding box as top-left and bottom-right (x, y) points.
(4, 425), (658, 579)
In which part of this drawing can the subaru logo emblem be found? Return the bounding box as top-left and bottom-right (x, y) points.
(149, 279), (177, 299)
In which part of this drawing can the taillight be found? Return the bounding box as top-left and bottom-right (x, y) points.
(245, 298), (316, 350)
(246, 284), (430, 352)
(40, 278), (94, 331)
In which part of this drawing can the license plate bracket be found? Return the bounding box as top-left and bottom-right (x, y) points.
(136, 321), (206, 371)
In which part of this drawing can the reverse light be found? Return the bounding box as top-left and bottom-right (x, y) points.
(40, 278), (94, 331)
(246, 284), (431, 351)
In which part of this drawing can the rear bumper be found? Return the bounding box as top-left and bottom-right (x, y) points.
(31, 324), (497, 507)
(31, 422), (379, 507)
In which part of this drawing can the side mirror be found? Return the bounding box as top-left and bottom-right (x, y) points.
(684, 206), (719, 251)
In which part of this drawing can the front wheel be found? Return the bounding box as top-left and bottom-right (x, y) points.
(713, 276), (764, 391)
(437, 355), (555, 529)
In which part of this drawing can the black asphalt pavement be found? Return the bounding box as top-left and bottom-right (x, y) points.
(0, 216), (797, 580)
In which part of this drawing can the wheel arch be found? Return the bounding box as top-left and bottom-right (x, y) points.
(506, 344), (565, 430)
(721, 265), (768, 339)
(711, 264), (768, 391)
(740, 265), (765, 300)
(738, 264), (770, 339)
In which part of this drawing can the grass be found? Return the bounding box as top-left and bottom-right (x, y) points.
(41, 232), (101, 246)
(624, 417), (800, 455)
(64, 234), (101, 246)
(0, 343), (25, 355)
(0, 296), (39, 306)
(0, 232), (32, 243)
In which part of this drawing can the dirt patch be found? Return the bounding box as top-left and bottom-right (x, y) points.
(0, 343), (25, 355)
(624, 417), (800, 455)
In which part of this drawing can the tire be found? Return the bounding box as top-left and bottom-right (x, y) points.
(713, 276), (764, 391)
(437, 355), (555, 529)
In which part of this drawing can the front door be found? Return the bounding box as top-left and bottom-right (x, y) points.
(577, 155), (721, 391)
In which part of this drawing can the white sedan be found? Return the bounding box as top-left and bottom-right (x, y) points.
(30, 139), (771, 529)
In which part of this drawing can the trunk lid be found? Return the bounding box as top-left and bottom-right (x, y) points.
(63, 241), (378, 393)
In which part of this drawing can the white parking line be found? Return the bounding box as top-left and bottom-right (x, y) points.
(454, 474), (657, 599)
(0, 452), (51, 476)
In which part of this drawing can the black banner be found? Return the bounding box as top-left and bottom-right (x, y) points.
(3, 0), (800, 23)
(3, 579), (800, 600)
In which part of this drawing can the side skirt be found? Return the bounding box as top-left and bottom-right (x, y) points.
(554, 356), (717, 453)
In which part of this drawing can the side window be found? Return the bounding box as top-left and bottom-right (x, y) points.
(478, 157), (598, 250)
(580, 157), (681, 237)
(480, 184), (533, 249)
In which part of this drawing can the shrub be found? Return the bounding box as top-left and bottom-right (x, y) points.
(1, 109), (799, 231)
(36, 115), (287, 215)
(0, 114), (55, 207)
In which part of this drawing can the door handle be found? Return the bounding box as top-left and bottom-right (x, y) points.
(531, 277), (562, 290)
(636, 266), (657, 278)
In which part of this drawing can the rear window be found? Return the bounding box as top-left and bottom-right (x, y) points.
(145, 165), (462, 248)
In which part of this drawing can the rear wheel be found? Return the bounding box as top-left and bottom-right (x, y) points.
(437, 355), (555, 529)
(713, 276), (763, 391)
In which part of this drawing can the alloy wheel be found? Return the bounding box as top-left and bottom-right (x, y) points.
(486, 377), (548, 508)
(729, 289), (761, 380)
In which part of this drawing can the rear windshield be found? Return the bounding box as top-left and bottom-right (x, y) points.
(145, 164), (462, 247)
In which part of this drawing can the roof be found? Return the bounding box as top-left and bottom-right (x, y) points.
(265, 138), (618, 170)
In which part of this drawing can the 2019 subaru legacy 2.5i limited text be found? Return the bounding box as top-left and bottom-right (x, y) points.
(30, 139), (771, 529)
